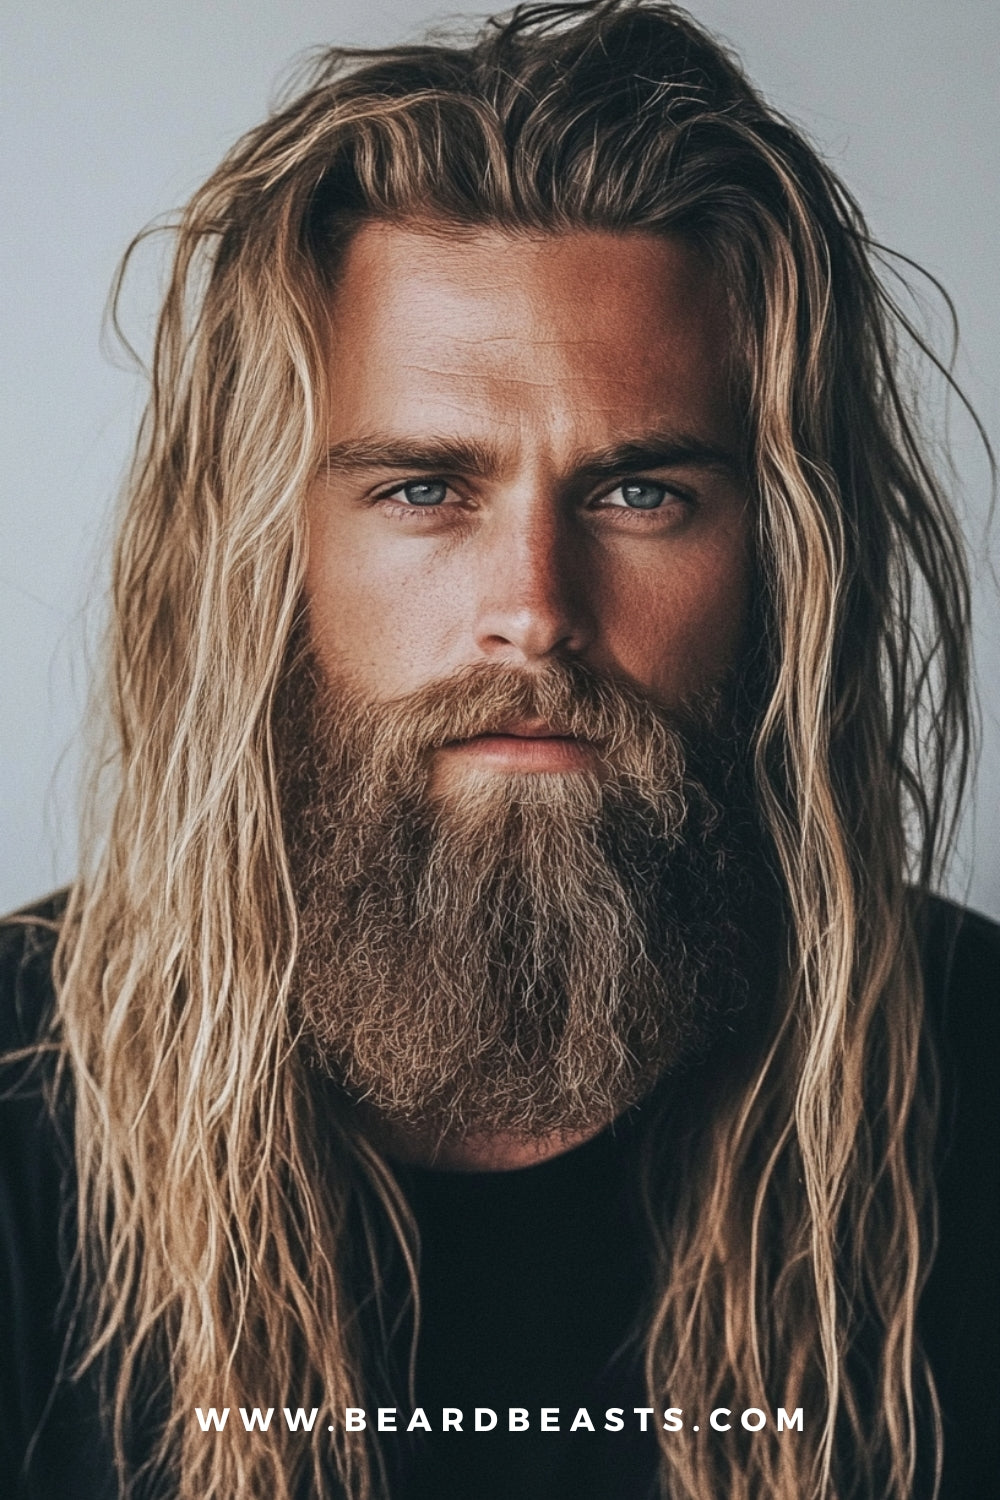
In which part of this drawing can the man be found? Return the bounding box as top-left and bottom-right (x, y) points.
(1, 2), (996, 1498)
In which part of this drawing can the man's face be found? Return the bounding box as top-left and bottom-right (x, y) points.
(289, 223), (764, 1145)
(305, 223), (751, 785)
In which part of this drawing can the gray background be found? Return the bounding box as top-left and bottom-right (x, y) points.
(3, 0), (998, 919)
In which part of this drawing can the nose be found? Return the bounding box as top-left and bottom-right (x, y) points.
(472, 499), (594, 664)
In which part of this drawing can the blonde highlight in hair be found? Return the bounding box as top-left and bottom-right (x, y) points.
(51, 3), (972, 1496)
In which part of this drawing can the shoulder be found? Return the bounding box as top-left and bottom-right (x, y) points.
(0, 890), (68, 1213)
(0, 893), (94, 1496)
(0, 888), (72, 1251)
(0, 890), (73, 1225)
(0, 890), (67, 1055)
(917, 894), (999, 1150)
(916, 896), (1000, 1498)
(918, 893), (1000, 1031)
(917, 892), (1000, 1235)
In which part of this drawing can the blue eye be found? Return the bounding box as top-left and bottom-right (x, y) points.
(399, 481), (448, 506)
(618, 481), (667, 509)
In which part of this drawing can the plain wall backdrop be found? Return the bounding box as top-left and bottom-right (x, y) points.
(2, 0), (998, 919)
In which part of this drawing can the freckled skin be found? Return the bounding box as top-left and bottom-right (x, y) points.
(303, 224), (753, 1164)
(306, 224), (752, 738)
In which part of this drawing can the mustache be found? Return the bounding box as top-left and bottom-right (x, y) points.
(309, 656), (730, 791)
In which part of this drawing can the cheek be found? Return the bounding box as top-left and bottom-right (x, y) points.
(304, 509), (468, 697)
(601, 537), (752, 703)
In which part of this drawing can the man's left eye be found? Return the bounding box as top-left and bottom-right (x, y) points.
(607, 481), (670, 510)
(396, 481), (448, 506)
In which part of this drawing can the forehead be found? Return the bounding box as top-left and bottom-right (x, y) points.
(323, 222), (738, 452)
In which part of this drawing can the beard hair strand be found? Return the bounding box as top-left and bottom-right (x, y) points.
(279, 655), (765, 1142)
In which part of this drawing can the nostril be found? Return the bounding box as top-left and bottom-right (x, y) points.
(474, 606), (586, 662)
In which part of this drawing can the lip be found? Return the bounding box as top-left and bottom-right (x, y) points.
(439, 720), (599, 772)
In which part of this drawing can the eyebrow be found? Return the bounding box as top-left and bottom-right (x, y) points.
(322, 435), (505, 476)
(320, 430), (744, 484)
(575, 434), (745, 484)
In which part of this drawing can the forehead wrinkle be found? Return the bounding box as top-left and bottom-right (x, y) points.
(398, 357), (650, 398)
(414, 332), (637, 350)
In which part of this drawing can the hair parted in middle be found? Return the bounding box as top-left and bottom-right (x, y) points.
(53, 4), (970, 1498)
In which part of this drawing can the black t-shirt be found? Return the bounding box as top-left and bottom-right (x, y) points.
(382, 1121), (656, 1500)
(1, 896), (997, 1499)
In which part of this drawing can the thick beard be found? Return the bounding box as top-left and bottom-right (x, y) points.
(278, 654), (766, 1142)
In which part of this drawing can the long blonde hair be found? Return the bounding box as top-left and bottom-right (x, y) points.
(52, 3), (973, 1496)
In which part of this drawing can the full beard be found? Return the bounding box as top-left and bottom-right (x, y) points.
(279, 653), (769, 1143)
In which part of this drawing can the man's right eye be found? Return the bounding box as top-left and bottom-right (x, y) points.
(393, 481), (449, 506)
